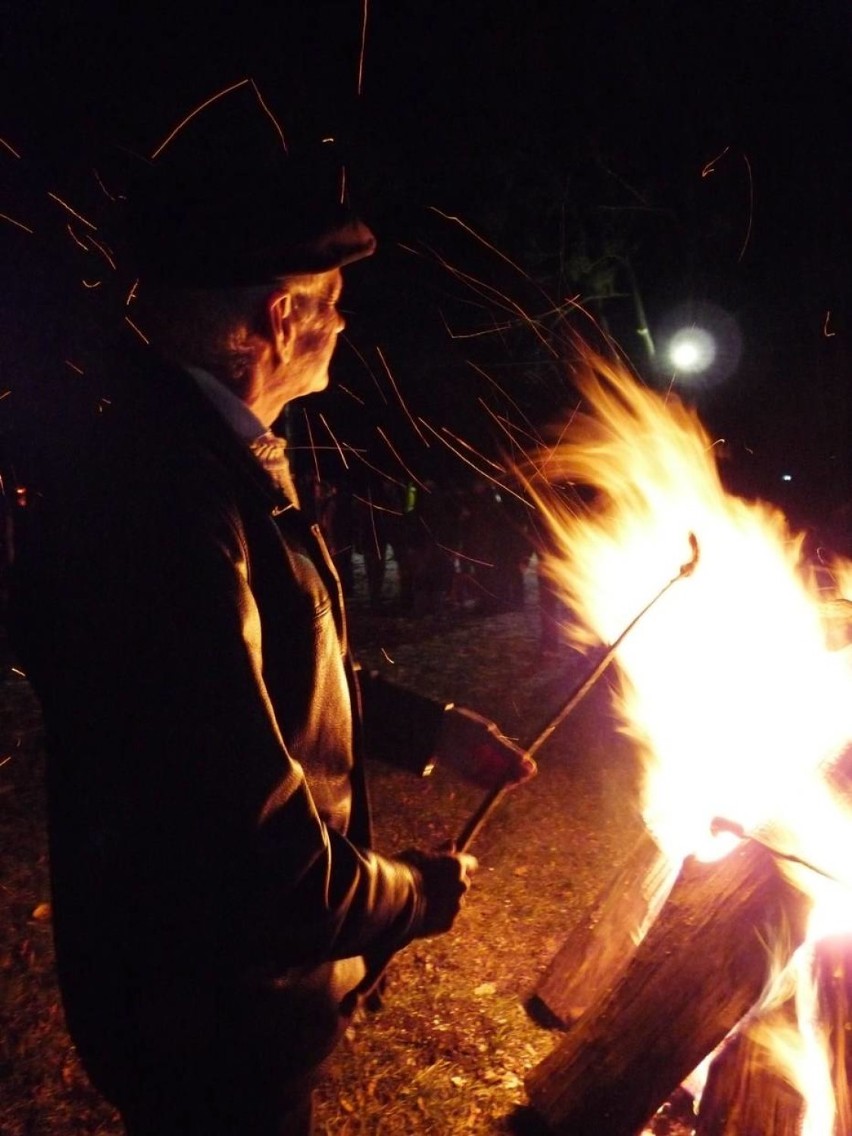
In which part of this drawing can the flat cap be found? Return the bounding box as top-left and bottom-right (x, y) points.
(125, 87), (376, 287)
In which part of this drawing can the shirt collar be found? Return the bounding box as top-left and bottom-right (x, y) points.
(184, 364), (267, 443)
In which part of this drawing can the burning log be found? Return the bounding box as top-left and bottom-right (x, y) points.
(816, 936), (852, 1134)
(694, 1016), (805, 1136)
(525, 840), (811, 1136)
(528, 827), (674, 1028)
(695, 935), (852, 1135)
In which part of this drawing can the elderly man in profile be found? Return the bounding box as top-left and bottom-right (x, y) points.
(10, 104), (534, 1136)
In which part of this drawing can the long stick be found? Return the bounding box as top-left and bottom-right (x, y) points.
(348, 534), (701, 1012)
(453, 532), (701, 852)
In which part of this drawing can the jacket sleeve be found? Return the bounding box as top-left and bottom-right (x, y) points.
(155, 496), (434, 972)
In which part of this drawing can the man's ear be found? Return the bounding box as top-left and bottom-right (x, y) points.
(267, 291), (295, 360)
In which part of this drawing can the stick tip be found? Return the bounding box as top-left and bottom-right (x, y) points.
(679, 531), (700, 577)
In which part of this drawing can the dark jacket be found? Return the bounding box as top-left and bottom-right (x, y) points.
(11, 345), (444, 1098)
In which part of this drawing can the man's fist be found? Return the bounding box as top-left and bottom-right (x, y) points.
(398, 847), (478, 937)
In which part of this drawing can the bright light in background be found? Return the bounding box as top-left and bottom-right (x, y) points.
(654, 301), (742, 391)
(667, 327), (716, 375)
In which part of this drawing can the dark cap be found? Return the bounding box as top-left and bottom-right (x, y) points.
(125, 88), (376, 287)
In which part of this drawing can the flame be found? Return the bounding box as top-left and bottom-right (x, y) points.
(531, 350), (852, 865)
(530, 348), (852, 1124)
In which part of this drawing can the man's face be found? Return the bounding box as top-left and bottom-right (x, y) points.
(280, 269), (346, 401)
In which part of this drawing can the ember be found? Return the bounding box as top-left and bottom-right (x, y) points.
(524, 349), (852, 1134)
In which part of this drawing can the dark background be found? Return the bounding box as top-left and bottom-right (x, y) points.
(3, 0), (851, 536)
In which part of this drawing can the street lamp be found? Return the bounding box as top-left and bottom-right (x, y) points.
(654, 302), (742, 390)
(667, 327), (717, 376)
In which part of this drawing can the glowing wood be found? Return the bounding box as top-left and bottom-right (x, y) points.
(527, 827), (673, 1028)
(525, 841), (810, 1136)
(816, 937), (852, 1136)
(694, 1022), (804, 1136)
(694, 938), (852, 1135)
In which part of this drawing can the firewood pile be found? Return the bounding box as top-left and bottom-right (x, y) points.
(521, 826), (852, 1135)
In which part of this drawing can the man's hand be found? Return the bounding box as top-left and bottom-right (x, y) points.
(398, 847), (478, 937)
(434, 705), (537, 790)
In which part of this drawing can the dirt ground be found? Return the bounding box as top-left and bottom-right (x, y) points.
(0, 559), (652, 1135)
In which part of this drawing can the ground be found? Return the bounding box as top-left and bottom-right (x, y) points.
(0, 558), (656, 1135)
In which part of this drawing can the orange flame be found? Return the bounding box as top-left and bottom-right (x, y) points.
(530, 347), (852, 1126)
(530, 349), (852, 865)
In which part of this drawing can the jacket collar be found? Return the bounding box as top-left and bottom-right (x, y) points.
(123, 340), (297, 515)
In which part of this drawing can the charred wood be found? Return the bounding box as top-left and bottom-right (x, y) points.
(694, 1018), (804, 1136)
(525, 841), (811, 1136)
(528, 827), (674, 1029)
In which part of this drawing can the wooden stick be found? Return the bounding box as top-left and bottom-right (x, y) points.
(453, 531), (701, 852)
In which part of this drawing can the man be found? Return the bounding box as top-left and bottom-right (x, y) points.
(10, 101), (533, 1135)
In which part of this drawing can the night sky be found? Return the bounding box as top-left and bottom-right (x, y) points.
(3, 0), (851, 528)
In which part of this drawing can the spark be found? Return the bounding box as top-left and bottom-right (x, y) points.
(530, 405), (583, 481)
(126, 280), (139, 307)
(124, 316), (149, 344)
(363, 489), (386, 560)
(85, 234), (117, 270)
(0, 390), (11, 401)
(429, 206), (538, 284)
(562, 296), (633, 365)
(380, 647), (395, 665)
(417, 417), (531, 508)
(443, 546), (492, 569)
(66, 224), (89, 252)
(357, 0), (369, 96)
(0, 755), (11, 770)
(82, 279), (102, 289)
(352, 493), (403, 517)
(64, 360), (84, 375)
(376, 347), (428, 445)
(344, 338), (388, 404)
(1, 136), (21, 159)
(92, 168), (117, 201)
(318, 413), (349, 470)
(376, 426), (430, 492)
(823, 312), (836, 338)
(440, 424), (505, 474)
(440, 316), (516, 340)
(339, 164), (346, 206)
(469, 361), (541, 440)
(477, 398), (543, 454)
(47, 191), (96, 230)
(291, 445), (355, 453)
(335, 382), (365, 405)
(1, 212), (33, 235)
(343, 446), (405, 487)
(415, 241), (557, 357)
(151, 78), (251, 160)
(249, 79), (288, 152)
(302, 409), (322, 482)
(738, 152), (754, 262)
(701, 145), (730, 178)
(10, 666), (26, 678)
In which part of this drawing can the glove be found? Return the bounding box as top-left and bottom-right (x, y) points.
(398, 847), (478, 938)
(434, 705), (537, 789)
